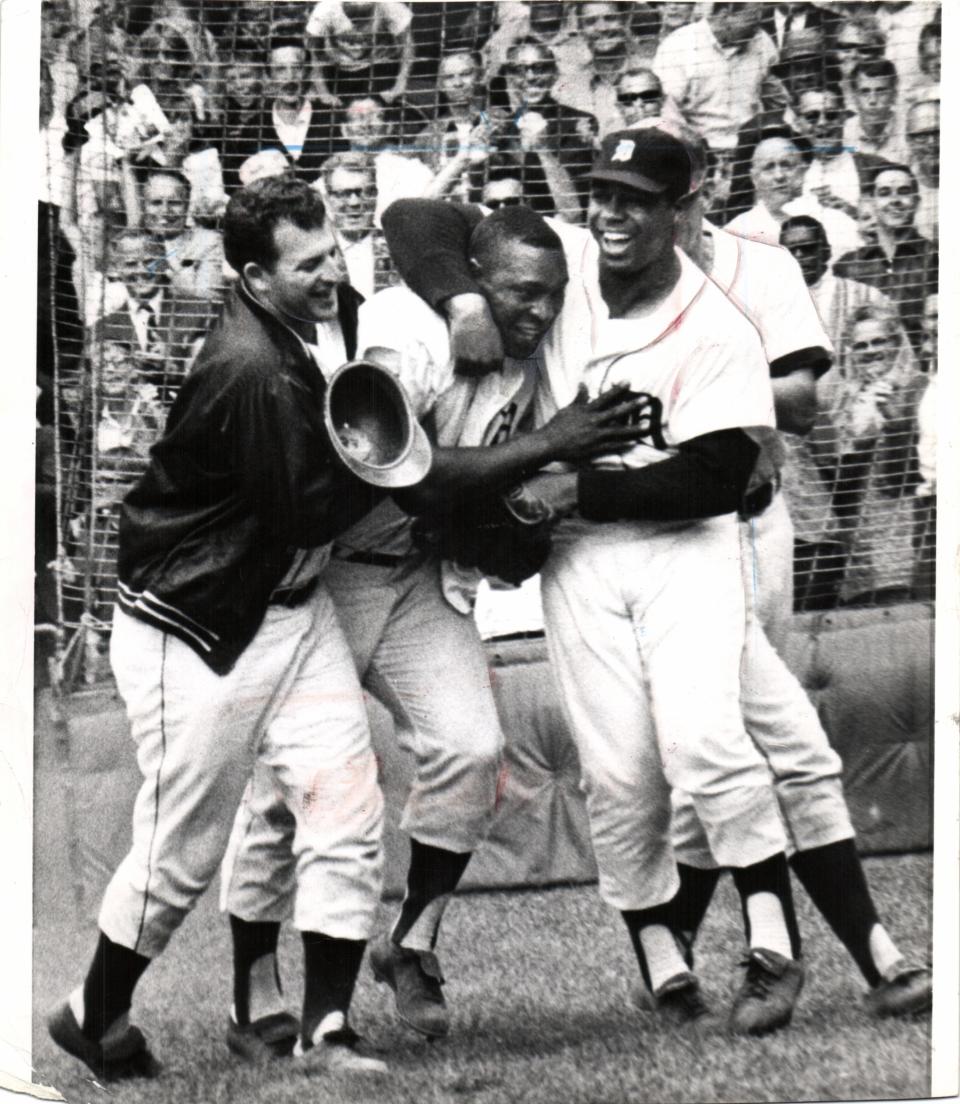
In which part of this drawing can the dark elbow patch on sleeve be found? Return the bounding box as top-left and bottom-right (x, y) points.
(769, 346), (832, 380)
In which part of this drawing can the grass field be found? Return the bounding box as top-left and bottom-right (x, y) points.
(32, 854), (931, 1104)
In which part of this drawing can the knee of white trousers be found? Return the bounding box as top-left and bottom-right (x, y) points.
(688, 782), (786, 870)
(776, 775), (855, 853)
(670, 790), (718, 870)
(219, 796), (298, 922)
(399, 721), (504, 853)
(290, 752), (385, 940)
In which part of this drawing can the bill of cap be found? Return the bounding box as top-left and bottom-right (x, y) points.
(589, 167), (669, 194)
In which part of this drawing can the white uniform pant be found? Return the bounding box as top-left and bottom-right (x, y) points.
(672, 493), (854, 867)
(101, 592), (384, 959)
(540, 516), (787, 913)
(221, 556), (503, 923)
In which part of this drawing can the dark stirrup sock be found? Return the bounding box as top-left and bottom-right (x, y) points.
(229, 915), (282, 1025)
(81, 931), (151, 1041)
(731, 852), (802, 959)
(790, 838), (882, 986)
(621, 897), (687, 991)
(391, 838), (472, 949)
(674, 864), (724, 950)
(301, 932), (366, 1044)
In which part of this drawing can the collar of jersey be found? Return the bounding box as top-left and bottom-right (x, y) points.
(581, 247), (710, 358)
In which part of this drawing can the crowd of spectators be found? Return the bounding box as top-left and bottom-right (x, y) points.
(37, 0), (940, 670)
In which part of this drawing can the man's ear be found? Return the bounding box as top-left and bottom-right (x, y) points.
(243, 260), (268, 297)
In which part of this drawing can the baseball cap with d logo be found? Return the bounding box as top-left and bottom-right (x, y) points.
(591, 127), (693, 201)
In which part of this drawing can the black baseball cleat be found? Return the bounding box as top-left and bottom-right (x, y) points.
(48, 1000), (161, 1081)
(369, 935), (449, 1038)
(652, 971), (717, 1027)
(865, 962), (932, 1018)
(729, 949), (805, 1036)
(226, 1010), (300, 1063)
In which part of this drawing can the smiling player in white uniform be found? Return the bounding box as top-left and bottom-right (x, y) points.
(384, 124), (932, 1022)
(384, 130), (805, 1036)
(219, 207), (646, 1050)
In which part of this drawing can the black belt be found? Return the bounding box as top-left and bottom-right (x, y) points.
(269, 577), (319, 607)
(332, 549), (406, 568)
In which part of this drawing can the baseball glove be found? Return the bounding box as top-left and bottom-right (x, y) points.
(413, 482), (557, 586)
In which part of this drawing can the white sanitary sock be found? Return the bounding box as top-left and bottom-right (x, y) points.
(746, 892), (793, 959)
(639, 924), (689, 993)
(869, 924), (903, 980)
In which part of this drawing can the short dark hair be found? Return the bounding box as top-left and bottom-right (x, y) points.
(268, 30), (306, 56)
(852, 58), (898, 86)
(919, 20), (941, 50)
(575, 1), (630, 15)
(796, 83), (846, 105)
(144, 167), (192, 198)
(469, 206), (564, 271)
(864, 161), (917, 194)
(507, 36), (557, 65)
(224, 175), (328, 273)
(780, 214), (828, 245)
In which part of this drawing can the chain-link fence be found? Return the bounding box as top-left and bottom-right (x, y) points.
(37, 0), (939, 689)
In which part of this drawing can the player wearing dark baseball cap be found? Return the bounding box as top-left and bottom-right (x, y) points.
(590, 127), (694, 201)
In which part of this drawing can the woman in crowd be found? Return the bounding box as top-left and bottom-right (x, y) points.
(814, 304), (926, 606)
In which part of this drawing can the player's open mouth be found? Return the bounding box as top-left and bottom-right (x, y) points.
(599, 232), (634, 255)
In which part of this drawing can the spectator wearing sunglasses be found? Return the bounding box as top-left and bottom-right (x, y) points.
(794, 86), (887, 220)
(833, 164), (938, 356)
(613, 67), (667, 129)
(500, 38), (597, 220)
(479, 155), (525, 211)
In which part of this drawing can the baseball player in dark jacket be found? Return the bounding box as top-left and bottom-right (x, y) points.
(47, 176), (428, 1081)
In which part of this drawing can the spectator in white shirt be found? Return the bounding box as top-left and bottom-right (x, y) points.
(794, 85), (888, 221)
(843, 60), (910, 166)
(318, 152), (396, 299)
(725, 135), (861, 256)
(552, 1), (639, 137)
(653, 2), (777, 152)
(905, 99), (938, 244)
